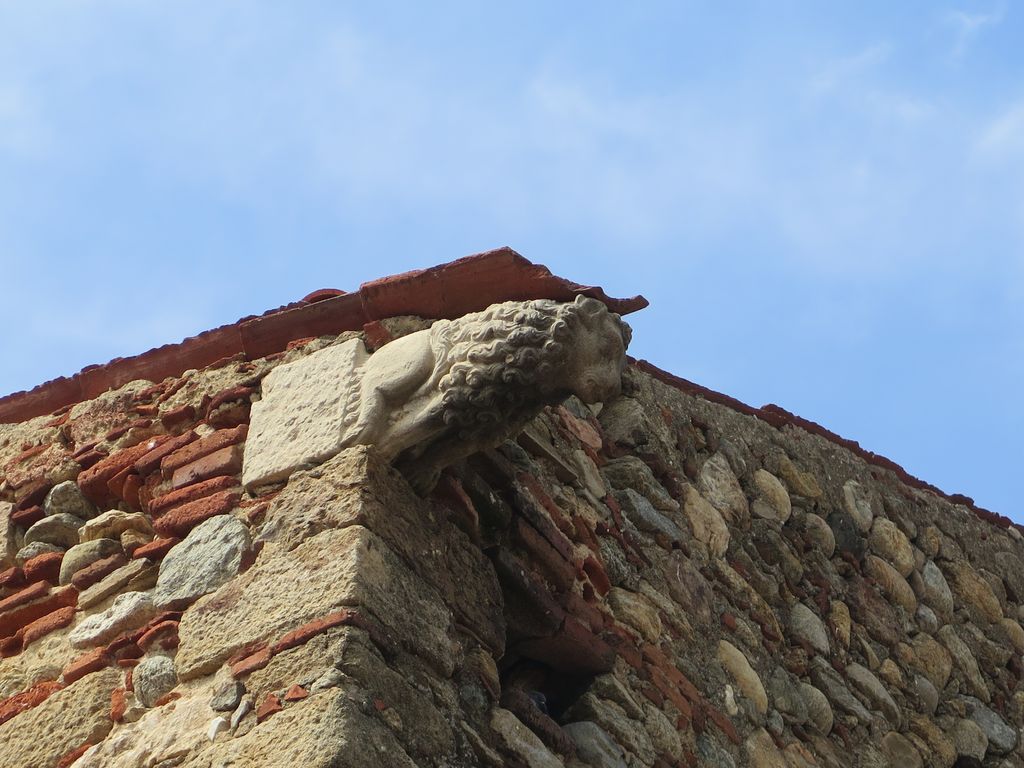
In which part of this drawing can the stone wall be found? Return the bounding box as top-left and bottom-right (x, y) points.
(1, 318), (1023, 767)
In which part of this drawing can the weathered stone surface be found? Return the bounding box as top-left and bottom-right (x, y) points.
(58, 538), (122, 585)
(616, 488), (683, 543)
(69, 590), (158, 648)
(940, 559), (1003, 624)
(745, 727), (789, 768)
(0, 667), (119, 767)
(207, 687), (418, 767)
(811, 660), (870, 723)
(491, 708), (563, 768)
(845, 662), (900, 726)
(767, 667), (807, 725)
(44, 480), (97, 520)
(751, 469), (791, 522)
(16, 540), (62, 564)
(211, 680), (246, 712)
(799, 682), (833, 734)
(718, 639), (768, 714)
(800, 513), (835, 558)
(0, 502), (17, 570)
(789, 602), (829, 655)
(916, 560), (954, 623)
(608, 587), (662, 643)
(24, 512), (85, 549)
(951, 718), (988, 760)
(243, 339), (371, 488)
(563, 721), (628, 768)
(77, 557), (149, 609)
(964, 698), (1018, 755)
(602, 456), (678, 512)
(134, 654), (178, 707)
(880, 731), (922, 768)
(154, 514), (250, 610)
(864, 555), (917, 613)
(842, 479), (874, 532)
(258, 447), (504, 656)
(868, 518), (915, 577)
(176, 525), (453, 680)
(909, 632), (953, 691)
(938, 625), (990, 702)
(681, 485), (730, 557)
(698, 452), (749, 524)
(79, 510), (154, 543)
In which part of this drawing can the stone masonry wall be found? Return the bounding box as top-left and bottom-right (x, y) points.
(1, 317), (1023, 767)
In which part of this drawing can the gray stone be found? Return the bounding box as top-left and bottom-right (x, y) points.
(615, 488), (682, 542)
(210, 680), (246, 712)
(77, 558), (150, 609)
(43, 480), (97, 520)
(842, 479), (874, 532)
(799, 513), (835, 558)
(563, 721), (628, 768)
(0, 502), (16, 570)
(789, 603), (830, 655)
(16, 540), (63, 564)
(79, 510), (154, 543)
(965, 699), (1018, 755)
(767, 667), (807, 725)
(601, 456), (678, 512)
(938, 626), (990, 703)
(880, 731), (921, 768)
(845, 663), (900, 727)
(490, 708), (562, 768)
(951, 718), (988, 760)
(696, 733), (736, 767)
(917, 560), (954, 623)
(697, 452), (749, 524)
(155, 514), (251, 610)
(912, 675), (938, 715)
(811, 661), (870, 724)
(868, 518), (914, 577)
(24, 513), (85, 549)
(750, 469), (791, 523)
(134, 655), (178, 708)
(797, 682), (832, 736)
(69, 591), (158, 648)
(58, 539), (122, 585)
(915, 604), (939, 635)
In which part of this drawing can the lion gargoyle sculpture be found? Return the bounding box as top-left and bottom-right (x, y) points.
(241, 295), (631, 493)
(343, 295), (631, 492)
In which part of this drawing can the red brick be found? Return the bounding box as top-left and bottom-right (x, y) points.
(171, 444), (243, 489)
(0, 680), (63, 726)
(361, 320), (394, 351)
(154, 691), (182, 707)
(74, 449), (107, 470)
(206, 385), (254, 415)
(62, 648), (111, 684)
(516, 471), (577, 542)
(78, 440), (164, 505)
(256, 693), (283, 722)
(148, 475), (239, 517)
(14, 479), (50, 511)
(0, 567), (26, 593)
(22, 605), (75, 647)
(159, 404), (196, 431)
(601, 623), (644, 670)
(703, 702), (741, 744)
(111, 687), (127, 722)
(133, 431), (197, 477)
(122, 473), (143, 510)
(153, 490), (240, 538)
(137, 620), (179, 652)
(512, 516), (575, 594)
(721, 612), (737, 631)
(582, 554), (611, 597)
(131, 537), (179, 561)
(11, 505), (45, 528)
(284, 684), (309, 702)
(0, 586), (76, 640)
(515, 617), (615, 675)
(70, 552), (128, 591)
(0, 580), (49, 613)
(57, 742), (94, 768)
(231, 647), (272, 678)
(22, 552), (63, 584)
(270, 610), (357, 655)
(160, 425), (248, 476)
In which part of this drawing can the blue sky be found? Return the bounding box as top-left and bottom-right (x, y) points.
(1, 3), (1021, 519)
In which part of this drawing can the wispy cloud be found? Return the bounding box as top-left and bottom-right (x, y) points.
(944, 5), (1005, 59)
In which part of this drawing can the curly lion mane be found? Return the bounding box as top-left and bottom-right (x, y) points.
(430, 297), (630, 439)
